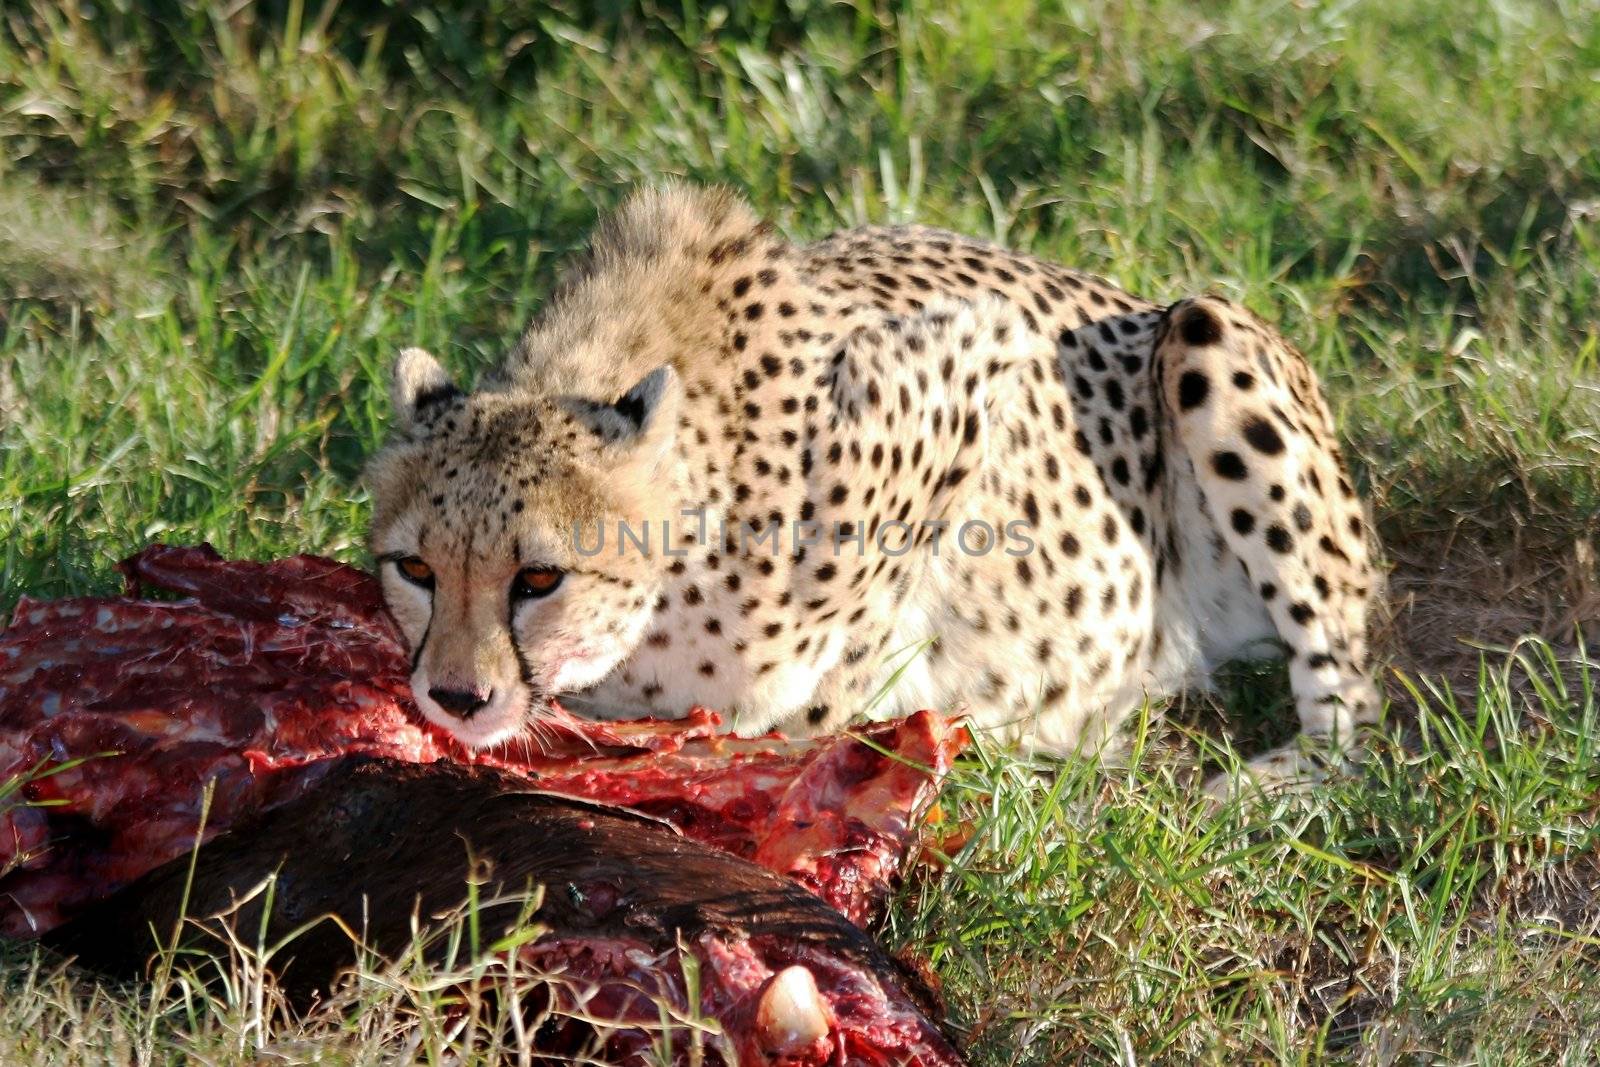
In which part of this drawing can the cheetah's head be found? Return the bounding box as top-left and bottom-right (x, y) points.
(366, 348), (682, 748)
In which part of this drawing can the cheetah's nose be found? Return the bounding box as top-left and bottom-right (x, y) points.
(428, 686), (493, 720)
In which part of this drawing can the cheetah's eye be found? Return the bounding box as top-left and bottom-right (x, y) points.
(512, 566), (564, 600)
(395, 556), (434, 588)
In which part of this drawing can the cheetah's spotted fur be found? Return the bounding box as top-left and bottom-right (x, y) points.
(368, 186), (1380, 785)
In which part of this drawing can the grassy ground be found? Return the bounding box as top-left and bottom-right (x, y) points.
(3, 0), (1599, 1061)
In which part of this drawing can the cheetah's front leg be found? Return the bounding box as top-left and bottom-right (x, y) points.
(1156, 297), (1382, 797)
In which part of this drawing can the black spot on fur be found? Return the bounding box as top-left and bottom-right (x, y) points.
(1178, 305), (1223, 347)
(1177, 371), (1210, 410)
(1242, 415), (1285, 455)
(1212, 451), (1248, 480)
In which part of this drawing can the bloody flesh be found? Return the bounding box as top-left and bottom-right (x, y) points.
(0, 545), (966, 1063)
(49, 759), (963, 1067)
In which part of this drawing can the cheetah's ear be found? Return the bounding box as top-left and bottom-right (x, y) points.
(564, 364), (680, 448)
(389, 347), (462, 432)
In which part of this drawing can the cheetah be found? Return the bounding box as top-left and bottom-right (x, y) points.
(367, 185), (1381, 790)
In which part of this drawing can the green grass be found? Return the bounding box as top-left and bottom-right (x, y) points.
(2, 0), (1599, 1061)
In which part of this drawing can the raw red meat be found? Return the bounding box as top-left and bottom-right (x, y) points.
(50, 759), (963, 1067)
(0, 544), (967, 1064)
